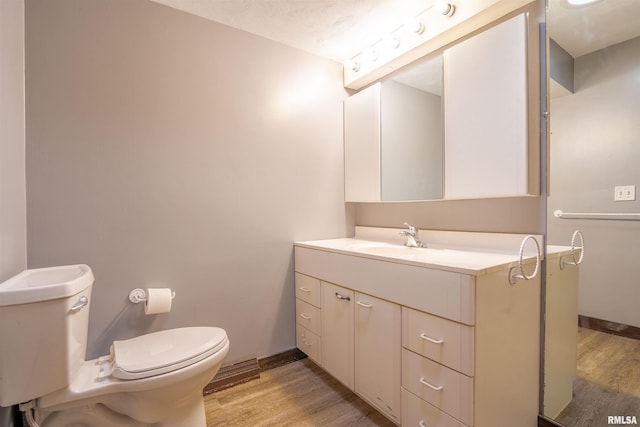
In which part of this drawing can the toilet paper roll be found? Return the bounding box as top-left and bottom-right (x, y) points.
(144, 288), (173, 315)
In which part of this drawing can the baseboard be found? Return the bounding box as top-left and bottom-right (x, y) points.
(203, 357), (260, 395)
(258, 347), (307, 371)
(203, 348), (307, 395)
(538, 415), (564, 427)
(579, 314), (640, 341)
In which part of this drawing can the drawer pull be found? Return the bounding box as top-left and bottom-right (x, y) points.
(299, 286), (311, 293)
(419, 377), (444, 391)
(419, 421), (428, 427)
(335, 292), (351, 301)
(356, 301), (373, 308)
(299, 313), (312, 320)
(419, 332), (444, 344)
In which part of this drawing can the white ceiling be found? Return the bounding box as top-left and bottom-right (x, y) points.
(150, 0), (640, 62)
(548, 0), (640, 58)
(150, 0), (435, 63)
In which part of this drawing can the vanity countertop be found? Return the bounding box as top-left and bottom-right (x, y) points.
(295, 236), (541, 276)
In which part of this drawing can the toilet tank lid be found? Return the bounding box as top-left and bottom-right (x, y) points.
(0, 264), (94, 306)
(110, 327), (228, 378)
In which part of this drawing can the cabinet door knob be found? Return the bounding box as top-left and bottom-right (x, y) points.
(299, 313), (312, 320)
(335, 292), (351, 301)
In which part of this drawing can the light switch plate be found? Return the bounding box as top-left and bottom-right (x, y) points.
(614, 185), (636, 201)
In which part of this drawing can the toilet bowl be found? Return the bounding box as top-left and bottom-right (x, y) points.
(0, 265), (229, 427)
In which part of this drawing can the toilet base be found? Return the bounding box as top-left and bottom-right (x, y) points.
(36, 396), (207, 427)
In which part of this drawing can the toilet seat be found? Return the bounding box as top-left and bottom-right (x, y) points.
(110, 327), (227, 380)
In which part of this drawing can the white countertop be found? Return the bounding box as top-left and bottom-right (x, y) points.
(295, 236), (541, 276)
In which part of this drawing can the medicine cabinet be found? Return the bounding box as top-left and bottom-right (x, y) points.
(344, 11), (539, 202)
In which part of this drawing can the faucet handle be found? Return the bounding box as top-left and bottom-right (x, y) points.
(403, 222), (417, 235)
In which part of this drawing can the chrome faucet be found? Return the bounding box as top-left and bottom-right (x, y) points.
(399, 222), (426, 248)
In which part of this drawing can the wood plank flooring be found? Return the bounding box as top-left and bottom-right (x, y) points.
(556, 327), (640, 427)
(204, 358), (395, 426)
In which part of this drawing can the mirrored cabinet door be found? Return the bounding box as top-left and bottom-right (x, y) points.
(344, 11), (538, 202)
(443, 13), (528, 199)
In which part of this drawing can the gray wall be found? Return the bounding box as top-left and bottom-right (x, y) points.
(0, 0), (27, 281)
(548, 36), (640, 328)
(25, 0), (354, 361)
(0, 1), (26, 425)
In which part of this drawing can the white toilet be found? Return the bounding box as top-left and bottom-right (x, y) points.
(0, 264), (229, 427)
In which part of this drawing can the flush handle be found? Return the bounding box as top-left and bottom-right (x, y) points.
(70, 296), (89, 312)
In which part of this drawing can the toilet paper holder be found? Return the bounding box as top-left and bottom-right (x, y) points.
(128, 288), (176, 304)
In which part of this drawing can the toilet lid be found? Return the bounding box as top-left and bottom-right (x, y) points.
(110, 327), (228, 380)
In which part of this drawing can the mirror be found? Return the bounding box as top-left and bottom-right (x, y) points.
(344, 11), (536, 202)
(543, 0), (640, 425)
(381, 54), (443, 201)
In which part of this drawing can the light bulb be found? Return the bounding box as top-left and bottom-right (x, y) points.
(435, 0), (455, 17)
(405, 18), (425, 35)
(344, 59), (360, 72)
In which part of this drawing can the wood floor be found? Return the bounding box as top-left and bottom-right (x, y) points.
(204, 358), (395, 426)
(556, 327), (640, 427)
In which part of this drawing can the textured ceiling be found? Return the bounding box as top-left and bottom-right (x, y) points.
(149, 0), (640, 64)
(150, 0), (434, 63)
(548, 0), (640, 58)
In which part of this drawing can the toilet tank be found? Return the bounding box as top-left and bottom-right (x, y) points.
(0, 264), (94, 406)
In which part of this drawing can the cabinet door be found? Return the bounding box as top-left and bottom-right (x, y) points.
(444, 13), (529, 198)
(355, 292), (401, 423)
(321, 282), (354, 390)
(344, 83), (381, 202)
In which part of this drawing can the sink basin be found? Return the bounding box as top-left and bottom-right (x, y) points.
(358, 245), (459, 261)
(345, 240), (528, 271)
(0, 264), (94, 306)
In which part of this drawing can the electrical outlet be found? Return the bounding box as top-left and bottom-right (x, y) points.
(614, 185), (636, 201)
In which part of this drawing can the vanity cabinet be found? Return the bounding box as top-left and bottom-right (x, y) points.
(321, 282), (354, 389)
(294, 239), (540, 427)
(355, 292), (401, 423)
(294, 273), (321, 364)
(543, 248), (580, 418)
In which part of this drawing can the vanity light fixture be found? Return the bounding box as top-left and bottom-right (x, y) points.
(405, 18), (425, 35)
(366, 47), (379, 62)
(344, 59), (360, 72)
(435, 0), (456, 17)
(388, 36), (401, 49)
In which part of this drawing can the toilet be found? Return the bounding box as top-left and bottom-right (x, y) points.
(0, 264), (229, 427)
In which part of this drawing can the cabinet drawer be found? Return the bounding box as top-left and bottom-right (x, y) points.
(403, 307), (474, 376)
(295, 272), (320, 307)
(402, 388), (468, 427)
(403, 349), (473, 426)
(297, 324), (321, 364)
(296, 298), (320, 335)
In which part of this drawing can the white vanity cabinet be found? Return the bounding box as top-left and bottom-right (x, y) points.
(543, 247), (580, 418)
(355, 292), (401, 423)
(294, 234), (541, 427)
(321, 281), (354, 389)
(294, 272), (321, 364)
